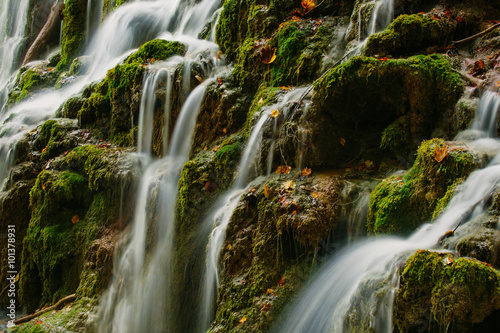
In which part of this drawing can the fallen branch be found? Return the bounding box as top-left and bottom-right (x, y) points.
(452, 22), (500, 45)
(13, 294), (76, 325)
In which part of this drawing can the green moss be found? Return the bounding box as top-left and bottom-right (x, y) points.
(18, 145), (135, 312)
(365, 14), (454, 57)
(36, 119), (78, 161)
(8, 67), (59, 105)
(125, 39), (186, 64)
(367, 139), (478, 235)
(432, 179), (463, 219)
(309, 54), (464, 168)
(58, 0), (87, 70)
(394, 250), (500, 331)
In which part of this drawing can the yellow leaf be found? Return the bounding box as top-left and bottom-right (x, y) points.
(283, 180), (296, 190)
(261, 47), (277, 64)
(365, 160), (374, 168)
(71, 215), (79, 225)
(227, 244), (232, 251)
(270, 109), (279, 119)
(195, 75), (203, 83)
(301, 0), (316, 12)
(258, 98), (264, 105)
(42, 146), (48, 153)
(239, 317), (247, 323)
(266, 288), (274, 294)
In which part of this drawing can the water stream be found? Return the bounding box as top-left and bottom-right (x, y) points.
(276, 91), (500, 333)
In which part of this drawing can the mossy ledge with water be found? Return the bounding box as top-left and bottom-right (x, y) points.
(1, 0), (500, 332)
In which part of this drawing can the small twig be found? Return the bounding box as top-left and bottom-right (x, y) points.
(13, 294), (76, 325)
(452, 22), (500, 45)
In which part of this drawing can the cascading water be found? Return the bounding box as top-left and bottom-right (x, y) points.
(199, 87), (308, 331)
(0, 0), (30, 106)
(275, 90), (500, 332)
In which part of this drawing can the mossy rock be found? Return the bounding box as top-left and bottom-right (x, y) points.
(364, 14), (456, 57)
(394, 250), (500, 331)
(212, 174), (342, 332)
(7, 65), (59, 105)
(18, 145), (139, 312)
(33, 119), (79, 162)
(367, 139), (479, 235)
(58, 0), (87, 70)
(77, 39), (186, 146)
(124, 39), (186, 64)
(304, 54), (463, 169)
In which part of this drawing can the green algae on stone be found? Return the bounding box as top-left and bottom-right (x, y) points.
(394, 250), (500, 331)
(367, 139), (478, 235)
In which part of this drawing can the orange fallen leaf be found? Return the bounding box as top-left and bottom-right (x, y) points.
(227, 244), (232, 250)
(263, 185), (270, 198)
(312, 192), (319, 198)
(35, 320), (43, 325)
(276, 165), (292, 174)
(204, 146), (208, 151)
(378, 57), (389, 61)
(434, 145), (448, 163)
(213, 145), (221, 152)
(71, 215), (79, 225)
(278, 277), (285, 286)
(301, 0), (316, 12)
(280, 86), (291, 90)
(340, 138), (346, 146)
(457, 16), (462, 22)
(270, 109), (279, 119)
(292, 210), (297, 215)
(223, 128), (227, 134)
(217, 77), (223, 85)
(261, 47), (277, 64)
(42, 146), (48, 153)
(496, 80), (500, 88)
(301, 167), (312, 176)
(239, 317), (247, 323)
(195, 75), (203, 83)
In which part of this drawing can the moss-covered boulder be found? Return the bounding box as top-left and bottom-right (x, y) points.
(211, 173), (342, 332)
(58, 0), (88, 70)
(18, 145), (139, 312)
(77, 39), (186, 146)
(302, 54), (463, 169)
(7, 64), (60, 105)
(367, 139), (479, 235)
(394, 250), (500, 331)
(364, 14), (456, 57)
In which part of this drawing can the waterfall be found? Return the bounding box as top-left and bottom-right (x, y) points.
(97, 78), (213, 332)
(85, 0), (104, 46)
(0, 0), (30, 106)
(276, 91), (500, 332)
(199, 87), (309, 330)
